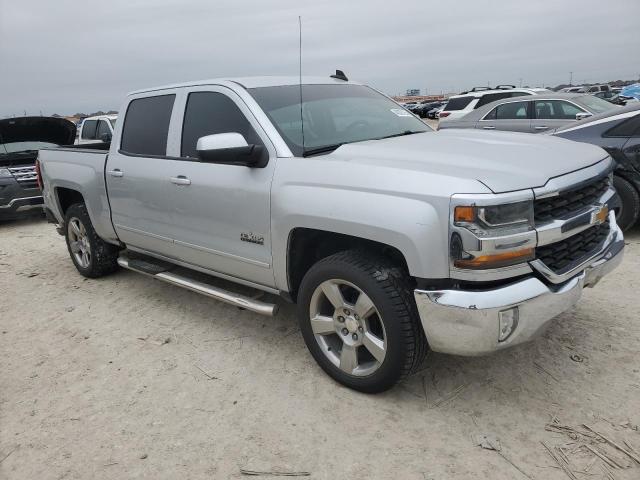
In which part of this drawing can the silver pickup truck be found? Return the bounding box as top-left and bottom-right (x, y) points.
(38, 75), (624, 393)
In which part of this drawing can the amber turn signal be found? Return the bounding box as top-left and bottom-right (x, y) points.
(454, 206), (476, 223)
(454, 248), (534, 270)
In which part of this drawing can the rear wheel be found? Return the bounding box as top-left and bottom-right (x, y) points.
(297, 250), (427, 393)
(613, 176), (640, 231)
(64, 203), (120, 278)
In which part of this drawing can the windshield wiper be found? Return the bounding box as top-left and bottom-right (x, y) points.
(376, 130), (424, 140)
(302, 143), (344, 157)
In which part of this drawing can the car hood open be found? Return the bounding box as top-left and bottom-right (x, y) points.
(327, 129), (609, 193)
(0, 116), (76, 152)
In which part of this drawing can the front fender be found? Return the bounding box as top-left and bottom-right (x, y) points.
(271, 183), (451, 292)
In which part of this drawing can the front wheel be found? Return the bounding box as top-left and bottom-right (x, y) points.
(297, 250), (427, 393)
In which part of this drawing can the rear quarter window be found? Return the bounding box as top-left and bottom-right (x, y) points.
(120, 94), (175, 156)
(444, 96), (474, 111)
(605, 114), (640, 137)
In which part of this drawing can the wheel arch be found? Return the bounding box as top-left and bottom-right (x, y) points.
(285, 228), (413, 302)
(55, 186), (85, 216)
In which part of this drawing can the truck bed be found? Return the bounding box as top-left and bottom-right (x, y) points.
(38, 145), (118, 242)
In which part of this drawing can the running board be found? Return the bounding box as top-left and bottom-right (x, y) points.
(117, 256), (278, 316)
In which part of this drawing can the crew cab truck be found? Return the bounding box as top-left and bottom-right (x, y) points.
(38, 76), (624, 393)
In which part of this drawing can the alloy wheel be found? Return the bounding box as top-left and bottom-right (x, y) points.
(67, 217), (91, 269)
(309, 279), (387, 377)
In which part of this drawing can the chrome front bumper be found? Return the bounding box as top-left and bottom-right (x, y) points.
(414, 224), (624, 356)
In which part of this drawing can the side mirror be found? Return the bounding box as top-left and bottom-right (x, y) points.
(196, 133), (267, 167)
(575, 112), (592, 121)
(100, 132), (112, 143)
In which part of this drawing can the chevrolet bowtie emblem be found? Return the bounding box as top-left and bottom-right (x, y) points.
(593, 205), (609, 224)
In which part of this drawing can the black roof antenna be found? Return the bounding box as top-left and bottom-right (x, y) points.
(331, 69), (349, 81)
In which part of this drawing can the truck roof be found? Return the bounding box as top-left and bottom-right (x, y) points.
(128, 76), (362, 96)
(83, 114), (118, 121)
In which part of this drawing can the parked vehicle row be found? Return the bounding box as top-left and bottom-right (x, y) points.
(414, 101), (446, 118)
(38, 74), (623, 393)
(438, 93), (617, 133)
(439, 85), (551, 122)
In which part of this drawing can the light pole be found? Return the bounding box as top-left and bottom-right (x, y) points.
(569, 71), (573, 86)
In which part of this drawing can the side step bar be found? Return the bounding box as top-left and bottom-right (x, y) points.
(117, 256), (278, 316)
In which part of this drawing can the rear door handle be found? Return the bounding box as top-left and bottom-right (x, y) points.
(482, 126), (496, 130)
(108, 169), (124, 177)
(534, 126), (549, 130)
(170, 175), (191, 186)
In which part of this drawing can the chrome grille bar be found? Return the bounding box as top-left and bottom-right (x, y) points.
(7, 165), (37, 183)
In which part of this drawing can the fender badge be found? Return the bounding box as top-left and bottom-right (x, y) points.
(240, 232), (264, 245)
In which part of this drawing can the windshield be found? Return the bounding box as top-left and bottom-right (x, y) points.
(249, 84), (430, 156)
(576, 95), (617, 114)
(1, 141), (59, 153)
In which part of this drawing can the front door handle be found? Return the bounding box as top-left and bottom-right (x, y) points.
(534, 126), (549, 130)
(170, 175), (191, 186)
(108, 169), (124, 177)
(482, 126), (496, 130)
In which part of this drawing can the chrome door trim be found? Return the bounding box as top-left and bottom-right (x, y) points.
(125, 246), (279, 294)
(114, 224), (173, 243)
(173, 239), (270, 268)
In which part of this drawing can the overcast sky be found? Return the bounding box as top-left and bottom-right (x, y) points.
(0, 0), (638, 117)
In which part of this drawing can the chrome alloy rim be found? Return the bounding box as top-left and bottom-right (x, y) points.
(309, 279), (387, 377)
(68, 217), (91, 268)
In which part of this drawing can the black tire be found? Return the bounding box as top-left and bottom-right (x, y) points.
(64, 203), (120, 278)
(613, 176), (640, 231)
(297, 250), (428, 393)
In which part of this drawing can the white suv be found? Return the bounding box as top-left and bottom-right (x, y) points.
(439, 86), (550, 123)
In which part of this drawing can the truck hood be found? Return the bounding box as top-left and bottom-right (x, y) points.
(0, 117), (76, 152)
(327, 129), (609, 193)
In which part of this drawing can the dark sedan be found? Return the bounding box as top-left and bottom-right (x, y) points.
(553, 104), (640, 230)
(414, 101), (445, 118)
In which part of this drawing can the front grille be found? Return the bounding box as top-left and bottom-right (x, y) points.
(8, 165), (38, 189)
(535, 220), (609, 273)
(534, 176), (609, 224)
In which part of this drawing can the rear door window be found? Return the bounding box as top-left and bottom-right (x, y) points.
(485, 101), (530, 120)
(181, 92), (263, 159)
(81, 120), (97, 140)
(444, 96), (474, 110)
(534, 100), (584, 120)
(120, 95), (175, 156)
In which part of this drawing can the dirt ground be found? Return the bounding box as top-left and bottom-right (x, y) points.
(1, 217), (639, 480)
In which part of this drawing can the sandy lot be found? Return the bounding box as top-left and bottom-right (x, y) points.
(1, 217), (639, 480)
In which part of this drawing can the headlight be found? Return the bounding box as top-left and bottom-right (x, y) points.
(0, 168), (14, 178)
(454, 200), (533, 237)
(451, 200), (535, 270)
